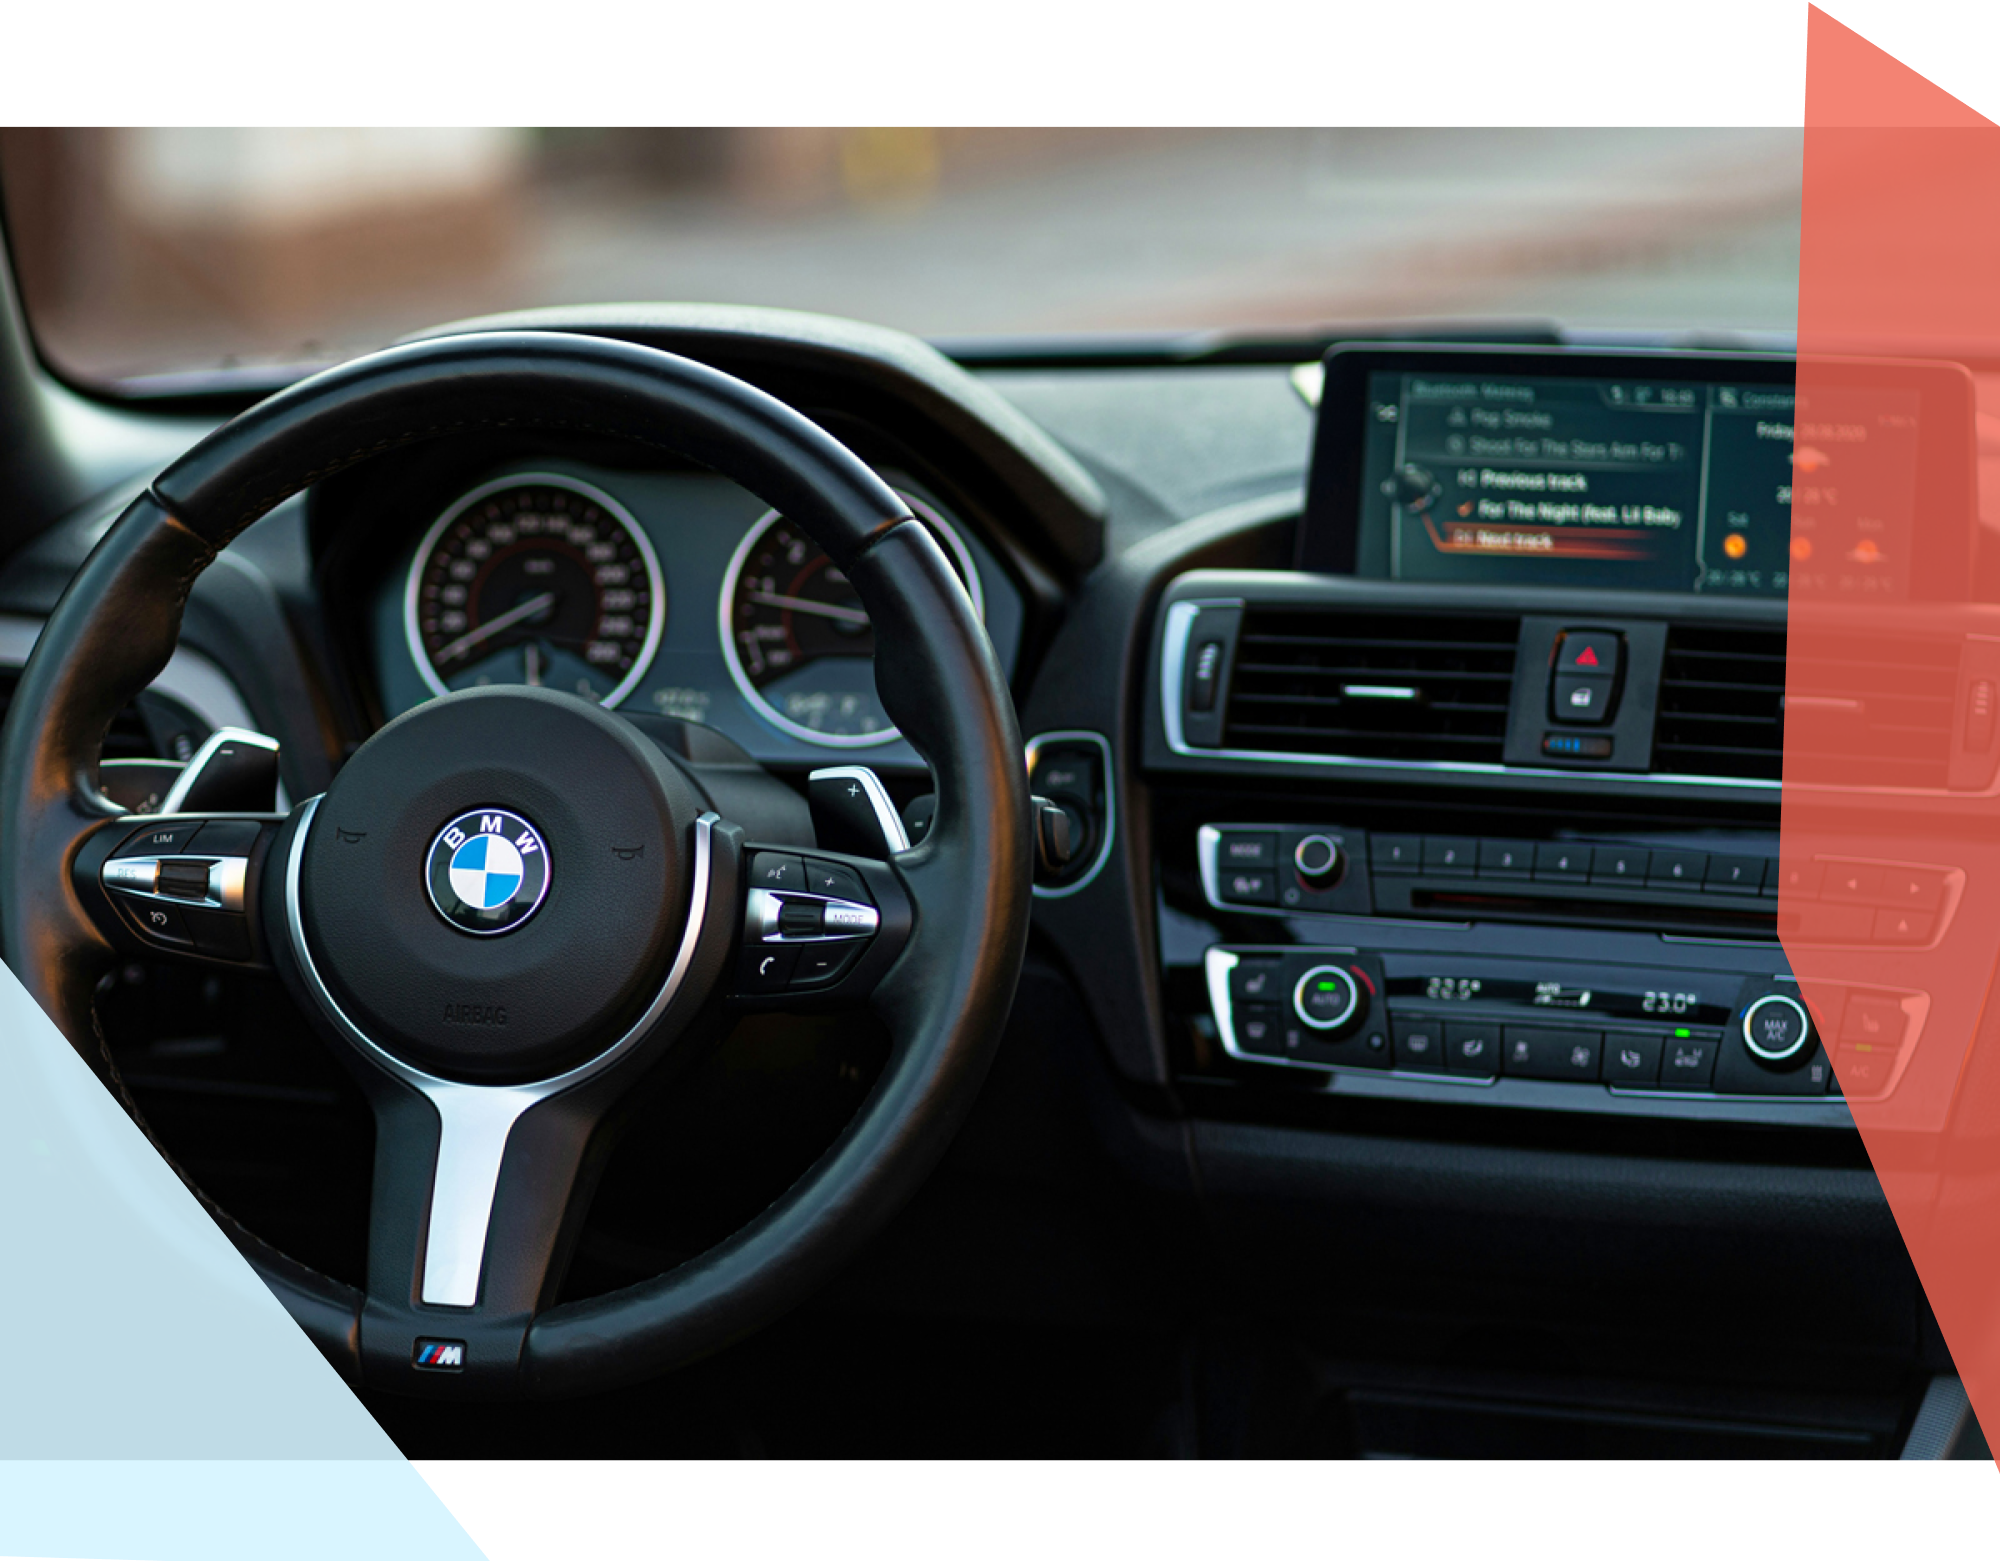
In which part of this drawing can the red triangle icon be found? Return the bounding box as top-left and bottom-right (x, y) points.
(1574, 646), (1599, 667)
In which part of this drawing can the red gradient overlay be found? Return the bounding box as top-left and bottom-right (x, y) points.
(1791, 6), (2000, 1455)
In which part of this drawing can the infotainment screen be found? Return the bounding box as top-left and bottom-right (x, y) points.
(1300, 346), (1977, 601)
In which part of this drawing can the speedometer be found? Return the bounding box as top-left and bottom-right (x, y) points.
(404, 474), (665, 708)
(719, 493), (984, 746)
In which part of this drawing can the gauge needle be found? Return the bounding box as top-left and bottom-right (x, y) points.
(749, 590), (870, 626)
(435, 592), (558, 664)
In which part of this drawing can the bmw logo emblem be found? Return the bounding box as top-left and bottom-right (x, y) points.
(425, 808), (551, 936)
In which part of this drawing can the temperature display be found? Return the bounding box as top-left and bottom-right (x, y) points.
(1386, 974), (1729, 1026)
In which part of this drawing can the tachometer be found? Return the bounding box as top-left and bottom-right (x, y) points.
(720, 493), (983, 746)
(404, 474), (665, 708)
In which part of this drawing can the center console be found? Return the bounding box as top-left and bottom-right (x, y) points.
(1134, 343), (1983, 1139)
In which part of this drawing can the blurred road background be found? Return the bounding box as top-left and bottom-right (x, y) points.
(0, 128), (1802, 383)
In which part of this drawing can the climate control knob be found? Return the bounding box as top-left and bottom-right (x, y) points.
(1741, 992), (1812, 1063)
(1293, 963), (1362, 1032)
(1293, 834), (1345, 891)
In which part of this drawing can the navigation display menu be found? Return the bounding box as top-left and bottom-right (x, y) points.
(1350, 369), (1920, 599)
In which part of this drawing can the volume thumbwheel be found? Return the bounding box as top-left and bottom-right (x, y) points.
(1294, 834), (1344, 891)
(1293, 964), (1361, 1031)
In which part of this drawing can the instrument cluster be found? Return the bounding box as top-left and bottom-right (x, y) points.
(373, 462), (1021, 768)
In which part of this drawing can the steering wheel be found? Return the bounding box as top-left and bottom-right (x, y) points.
(0, 331), (1032, 1397)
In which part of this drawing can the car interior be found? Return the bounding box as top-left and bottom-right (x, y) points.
(0, 127), (1987, 1459)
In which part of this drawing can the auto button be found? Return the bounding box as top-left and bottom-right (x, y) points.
(1292, 964), (1361, 1032)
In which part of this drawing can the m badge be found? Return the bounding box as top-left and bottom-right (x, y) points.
(424, 808), (551, 936)
(413, 1338), (465, 1371)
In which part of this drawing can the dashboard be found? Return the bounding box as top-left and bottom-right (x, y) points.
(2, 306), (1976, 1456)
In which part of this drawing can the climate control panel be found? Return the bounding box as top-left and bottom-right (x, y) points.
(1203, 944), (1920, 1120)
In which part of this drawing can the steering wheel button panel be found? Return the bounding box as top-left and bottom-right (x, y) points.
(778, 899), (824, 937)
(821, 901), (877, 936)
(121, 897), (194, 946)
(791, 941), (866, 988)
(102, 852), (251, 913)
(738, 942), (799, 990)
(102, 857), (160, 895)
(750, 852), (806, 892)
(804, 859), (871, 902)
(113, 819), (206, 857)
(746, 886), (880, 942)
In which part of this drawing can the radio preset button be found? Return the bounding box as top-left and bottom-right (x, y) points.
(1422, 837), (1477, 876)
(1533, 843), (1590, 881)
(1590, 846), (1650, 884)
(1478, 839), (1534, 878)
(1704, 855), (1767, 894)
(1647, 850), (1708, 889)
(1371, 835), (1422, 873)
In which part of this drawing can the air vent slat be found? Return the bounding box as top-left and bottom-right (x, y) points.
(1653, 624), (1960, 787)
(1221, 607), (1519, 763)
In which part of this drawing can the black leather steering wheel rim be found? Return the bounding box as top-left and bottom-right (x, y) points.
(0, 329), (1032, 1396)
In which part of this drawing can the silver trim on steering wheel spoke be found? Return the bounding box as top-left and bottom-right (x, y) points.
(283, 798), (721, 1309)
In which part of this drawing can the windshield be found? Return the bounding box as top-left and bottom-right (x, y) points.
(0, 128), (1802, 386)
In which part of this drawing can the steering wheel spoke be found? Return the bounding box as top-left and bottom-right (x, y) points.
(353, 1060), (641, 1388)
(74, 811), (285, 969)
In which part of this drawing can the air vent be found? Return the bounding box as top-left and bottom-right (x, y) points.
(1654, 624), (1960, 787)
(1221, 608), (1520, 763)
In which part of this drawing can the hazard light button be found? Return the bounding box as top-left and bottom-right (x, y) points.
(1555, 630), (1622, 680)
